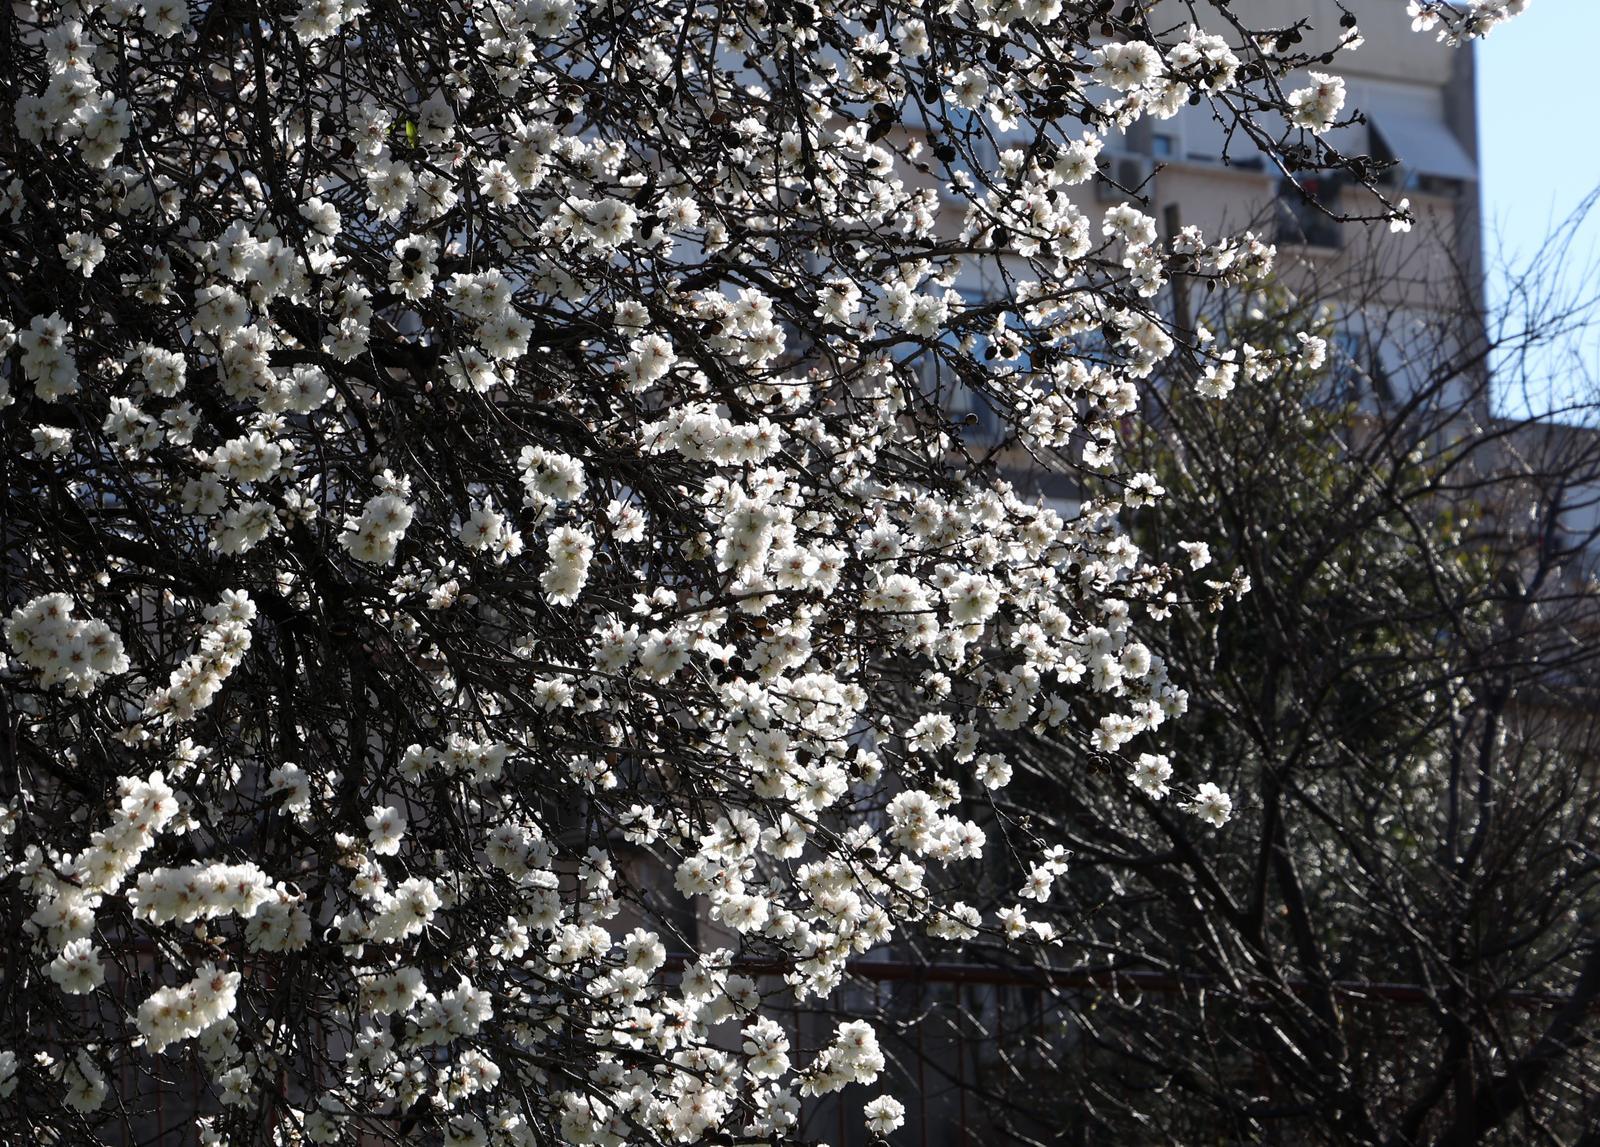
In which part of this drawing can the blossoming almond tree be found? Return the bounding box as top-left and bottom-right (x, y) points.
(0, 0), (1520, 1143)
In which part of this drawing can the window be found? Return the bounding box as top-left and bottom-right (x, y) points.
(1275, 174), (1344, 249)
(1328, 327), (1395, 407)
(899, 289), (1015, 448)
(916, 334), (1008, 447)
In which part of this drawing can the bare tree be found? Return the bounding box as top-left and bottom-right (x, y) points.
(846, 218), (1600, 1147)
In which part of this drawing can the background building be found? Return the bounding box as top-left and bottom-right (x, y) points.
(1119, 0), (1486, 410)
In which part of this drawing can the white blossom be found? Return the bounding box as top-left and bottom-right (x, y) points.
(0, 0), (1475, 1137)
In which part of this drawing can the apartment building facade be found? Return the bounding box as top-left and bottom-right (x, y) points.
(924, 0), (1486, 441)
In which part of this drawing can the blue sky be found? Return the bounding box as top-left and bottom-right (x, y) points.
(1478, 3), (1600, 417)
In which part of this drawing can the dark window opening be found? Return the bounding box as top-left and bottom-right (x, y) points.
(1276, 174), (1345, 249)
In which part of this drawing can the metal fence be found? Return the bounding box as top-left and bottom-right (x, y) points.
(66, 955), (1600, 1145)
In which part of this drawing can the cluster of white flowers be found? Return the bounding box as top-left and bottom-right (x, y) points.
(1407, 0), (1530, 43)
(135, 964), (241, 1054)
(365, 803), (408, 855)
(1188, 782), (1236, 828)
(1131, 752), (1176, 800)
(59, 1049), (109, 1113)
(0, 0), (1502, 1137)
(143, 591), (256, 724)
(644, 402), (785, 467)
(48, 938), (107, 996)
(25, 772), (179, 1005)
(364, 876), (444, 945)
(802, 1020), (887, 1096)
(4, 593), (127, 691)
(863, 1094), (907, 1136)
(17, 312), (80, 401)
(129, 862), (277, 925)
(541, 525), (594, 606)
(458, 502), (524, 563)
(341, 482), (417, 565)
(1288, 73), (1349, 134)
